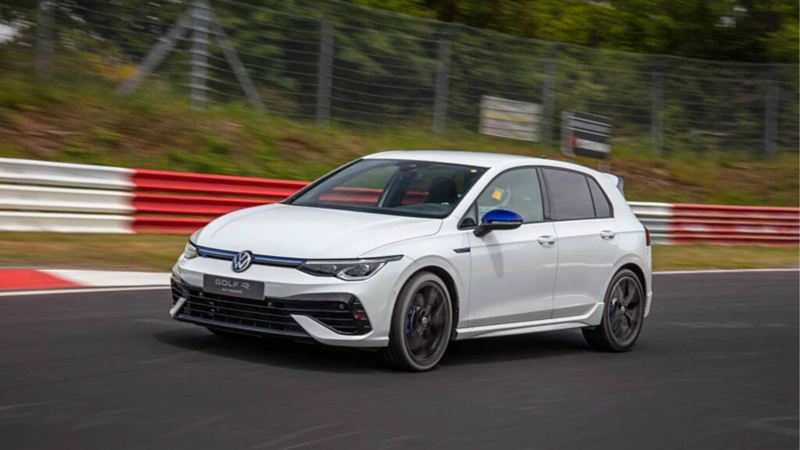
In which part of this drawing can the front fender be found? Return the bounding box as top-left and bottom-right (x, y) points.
(364, 232), (472, 329)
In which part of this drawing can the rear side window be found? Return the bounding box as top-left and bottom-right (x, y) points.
(542, 168), (595, 221)
(587, 177), (612, 218)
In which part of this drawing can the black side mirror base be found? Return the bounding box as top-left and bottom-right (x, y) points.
(473, 221), (523, 237)
(473, 226), (490, 237)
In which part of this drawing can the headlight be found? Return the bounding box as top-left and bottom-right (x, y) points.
(299, 256), (401, 281)
(182, 241), (198, 259)
(182, 228), (203, 259)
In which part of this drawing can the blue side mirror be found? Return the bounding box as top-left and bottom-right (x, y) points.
(475, 209), (523, 237)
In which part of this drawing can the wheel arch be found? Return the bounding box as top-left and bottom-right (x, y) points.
(618, 262), (646, 297)
(615, 262), (648, 315)
(404, 264), (461, 337)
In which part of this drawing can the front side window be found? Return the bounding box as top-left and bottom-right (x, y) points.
(288, 159), (486, 218)
(474, 168), (544, 223)
(542, 168), (596, 221)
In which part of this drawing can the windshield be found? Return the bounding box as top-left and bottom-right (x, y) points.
(287, 159), (487, 218)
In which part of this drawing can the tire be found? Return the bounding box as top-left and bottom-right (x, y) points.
(382, 271), (454, 371)
(583, 269), (645, 352)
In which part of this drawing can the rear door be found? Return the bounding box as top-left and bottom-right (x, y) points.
(465, 168), (557, 327)
(541, 168), (620, 319)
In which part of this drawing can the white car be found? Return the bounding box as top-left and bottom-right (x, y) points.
(170, 151), (652, 371)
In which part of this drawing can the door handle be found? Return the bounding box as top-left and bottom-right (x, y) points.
(600, 230), (616, 240)
(537, 235), (556, 246)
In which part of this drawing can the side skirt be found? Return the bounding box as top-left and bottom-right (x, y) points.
(454, 303), (604, 340)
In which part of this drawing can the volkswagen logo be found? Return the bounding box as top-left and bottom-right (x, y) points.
(231, 250), (253, 273)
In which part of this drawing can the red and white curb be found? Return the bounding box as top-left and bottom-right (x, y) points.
(1, 268), (796, 296)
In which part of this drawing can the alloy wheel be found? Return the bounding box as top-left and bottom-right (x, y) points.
(607, 276), (643, 347)
(403, 281), (449, 365)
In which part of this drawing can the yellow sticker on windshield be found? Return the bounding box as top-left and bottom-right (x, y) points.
(491, 189), (504, 201)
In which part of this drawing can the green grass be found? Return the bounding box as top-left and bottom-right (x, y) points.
(653, 245), (799, 271)
(0, 233), (186, 272)
(0, 233), (796, 273)
(0, 75), (797, 206)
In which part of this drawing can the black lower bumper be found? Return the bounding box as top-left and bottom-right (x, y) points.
(170, 276), (372, 339)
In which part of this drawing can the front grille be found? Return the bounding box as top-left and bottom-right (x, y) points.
(171, 279), (371, 336)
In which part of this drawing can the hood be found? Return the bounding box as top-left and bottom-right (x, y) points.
(197, 204), (442, 259)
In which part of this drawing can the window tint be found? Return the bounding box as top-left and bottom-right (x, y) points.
(587, 177), (612, 218)
(400, 165), (479, 206)
(475, 168), (544, 223)
(542, 168), (595, 220)
(290, 159), (486, 218)
(317, 164), (397, 206)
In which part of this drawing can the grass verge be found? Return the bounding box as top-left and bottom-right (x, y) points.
(0, 76), (797, 206)
(0, 233), (796, 273)
(652, 244), (799, 271)
(0, 233), (186, 272)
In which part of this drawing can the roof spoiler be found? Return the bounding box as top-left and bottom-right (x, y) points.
(603, 173), (624, 195)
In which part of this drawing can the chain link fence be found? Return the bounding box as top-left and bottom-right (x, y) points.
(4, 0), (798, 157)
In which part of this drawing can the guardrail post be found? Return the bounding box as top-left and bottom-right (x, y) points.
(209, 13), (264, 111)
(432, 39), (452, 134)
(651, 71), (663, 155)
(118, 13), (190, 95)
(315, 20), (334, 127)
(36, 0), (54, 79)
(190, 0), (211, 111)
(540, 44), (557, 148)
(763, 79), (778, 158)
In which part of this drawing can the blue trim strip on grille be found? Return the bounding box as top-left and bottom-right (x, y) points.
(195, 244), (305, 267)
(252, 255), (305, 265)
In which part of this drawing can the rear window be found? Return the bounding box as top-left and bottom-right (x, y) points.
(587, 177), (612, 218)
(542, 168), (595, 221)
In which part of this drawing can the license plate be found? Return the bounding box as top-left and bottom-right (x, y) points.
(203, 275), (264, 300)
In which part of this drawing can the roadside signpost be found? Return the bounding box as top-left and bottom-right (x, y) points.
(560, 110), (612, 160)
(479, 96), (542, 142)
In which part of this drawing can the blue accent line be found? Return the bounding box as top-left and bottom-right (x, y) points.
(195, 245), (305, 267)
(196, 246), (237, 259)
(253, 255), (305, 264)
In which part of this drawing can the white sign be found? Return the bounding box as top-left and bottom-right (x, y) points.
(560, 110), (613, 160)
(479, 96), (541, 142)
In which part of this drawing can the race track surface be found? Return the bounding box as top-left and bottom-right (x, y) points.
(0, 271), (797, 449)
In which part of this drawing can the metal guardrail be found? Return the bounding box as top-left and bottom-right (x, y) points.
(631, 201), (800, 245)
(0, 158), (797, 244)
(0, 184), (133, 214)
(0, 158), (133, 190)
(0, 211), (134, 234)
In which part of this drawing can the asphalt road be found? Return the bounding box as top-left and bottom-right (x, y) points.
(0, 271), (797, 450)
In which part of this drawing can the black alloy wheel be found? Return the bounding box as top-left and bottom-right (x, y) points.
(384, 272), (453, 371)
(583, 269), (645, 352)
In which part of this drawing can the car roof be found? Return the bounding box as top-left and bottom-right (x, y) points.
(364, 150), (592, 172)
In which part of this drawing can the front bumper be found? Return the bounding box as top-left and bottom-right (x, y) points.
(170, 255), (406, 347)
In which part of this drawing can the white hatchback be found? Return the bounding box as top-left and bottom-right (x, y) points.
(171, 151), (653, 371)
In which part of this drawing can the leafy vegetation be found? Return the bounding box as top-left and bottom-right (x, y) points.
(383, 0), (800, 64)
(2, 1), (797, 157)
(6, 1), (797, 63)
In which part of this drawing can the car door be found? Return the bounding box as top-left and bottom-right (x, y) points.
(541, 168), (620, 319)
(464, 168), (557, 327)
